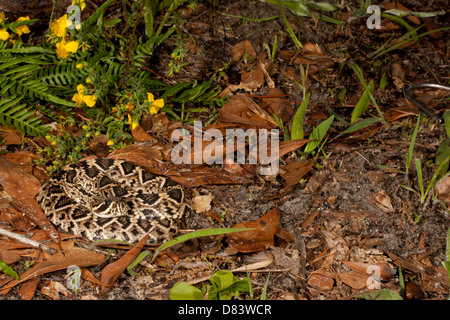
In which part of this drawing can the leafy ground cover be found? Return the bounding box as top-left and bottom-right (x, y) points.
(0, 0), (449, 300)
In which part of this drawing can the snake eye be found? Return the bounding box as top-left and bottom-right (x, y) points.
(74, 176), (95, 191)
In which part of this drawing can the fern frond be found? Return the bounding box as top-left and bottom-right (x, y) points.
(0, 95), (49, 136)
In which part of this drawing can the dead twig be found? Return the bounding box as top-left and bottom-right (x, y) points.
(0, 227), (58, 255)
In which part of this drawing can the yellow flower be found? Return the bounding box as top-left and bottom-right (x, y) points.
(107, 140), (114, 146)
(82, 95), (96, 107)
(76, 63), (83, 69)
(149, 106), (158, 115)
(72, 92), (84, 106)
(50, 15), (68, 38)
(72, 0), (86, 11)
(146, 92), (155, 103)
(15, 17), (30, 36)
(153, 98), (164, 109)
(85, 77), (91, 83)
(0, 29), (9, 41)
(56, 40), (69, 59)
(76, 84), (85, 94)
(65, 40), (79, 53)
(72, 84), (86, 106)
(55, 39), (79, 59)
(0, 13), (5, 24)
(127, 114), (139, 130)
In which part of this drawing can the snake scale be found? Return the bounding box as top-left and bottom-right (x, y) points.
(36, 158), (188, 244)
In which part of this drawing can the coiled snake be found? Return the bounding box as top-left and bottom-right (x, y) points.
(36, 158), (188, 244)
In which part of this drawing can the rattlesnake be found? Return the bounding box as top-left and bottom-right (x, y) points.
(36, 158), (188, 244)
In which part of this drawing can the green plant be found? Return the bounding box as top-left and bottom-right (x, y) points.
(170, 270), (251, 300)
(263, 35), (278, 63)
(0, 0), (226, 172)
(0, 260), (18, 280)
(400, 116), (450, 204)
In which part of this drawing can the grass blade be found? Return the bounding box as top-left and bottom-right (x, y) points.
(151, 228), (251, 262)
(304, 115), (334, 153)
(351, 79), (374, 124)
(291, 92), (310, 140)
(407, 116), (421, 173)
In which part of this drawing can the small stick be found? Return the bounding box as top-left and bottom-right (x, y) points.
(0, 228), (58, 255)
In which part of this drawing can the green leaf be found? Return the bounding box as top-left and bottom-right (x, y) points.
(436, 139), (450, 179)
(350, 62), (387, 126)
(208, 270), (250, 300)
(351, 79), (374, 124)
(358, 288), (403, 300)
(304, 115), (334, 153)
(338, 117), (381, 137)
(443, 110), (450, 139)
(151, 228), (251, 262)
(407, 116), (421, 173)
(170, 282), (204, 300)
(291, 92), (310, 140)
(0, 260), (19, 280)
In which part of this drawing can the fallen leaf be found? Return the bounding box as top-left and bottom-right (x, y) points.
(0, 247), (21, 265)
(338, 272), (370, 290)
(231, 39), (256, 62)
(218, 94), (278, 128)
(131, 125), (158, 143)
(279, 160), (314, 188)
(168, 165), (252, 187)
(101, 233), (148, 291)
(0, 247), (104, 293)
(0, 155), (61, 247)
(108, 144), (163, 174)
(227, 206), (280, 253)
(40, 280), (73, 300)
(191, 194), (214, 213)
(307, 272), (334, 291)
(18, 278), (39, 300)
(435, 174), (450, 207)
(262, 88), (291, 122)
(342, 260), (396, 281)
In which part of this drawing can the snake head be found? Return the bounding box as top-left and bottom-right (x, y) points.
(90, 198), (130, 218)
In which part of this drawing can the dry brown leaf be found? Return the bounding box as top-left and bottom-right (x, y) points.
(262, 88), (291, 122)
(131, 125), (158, 143)
(227, 206), (280, 253)
(218, 94), (277, 128)
(40, 280), (74, 300)
(108, 144), (163, 174)
(18, 277), (39, 300)
(191, 194), (214, 213)
(307, 273), (334, 291)
(168, 165), (252, 187)
(101, 233), (148, 291)
(0, 125), (23, 145)
(231, 39), (256, 62)
(0, 247), (105, 293)
(279, 160), (314, 189)
(342, 260), (397, 281)
(337, 272), (369, 290)
(239, 63), (265, 91)
(0, 155), (61, 247)
(0, 247), (21, 265)
(435, 174), (450, 207)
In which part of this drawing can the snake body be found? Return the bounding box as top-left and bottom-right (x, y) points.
(36, 158), (187, 244)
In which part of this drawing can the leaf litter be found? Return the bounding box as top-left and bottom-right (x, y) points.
(0, 0), (449, 300)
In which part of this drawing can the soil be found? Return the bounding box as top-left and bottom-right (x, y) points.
(0, 0), (449, 300)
